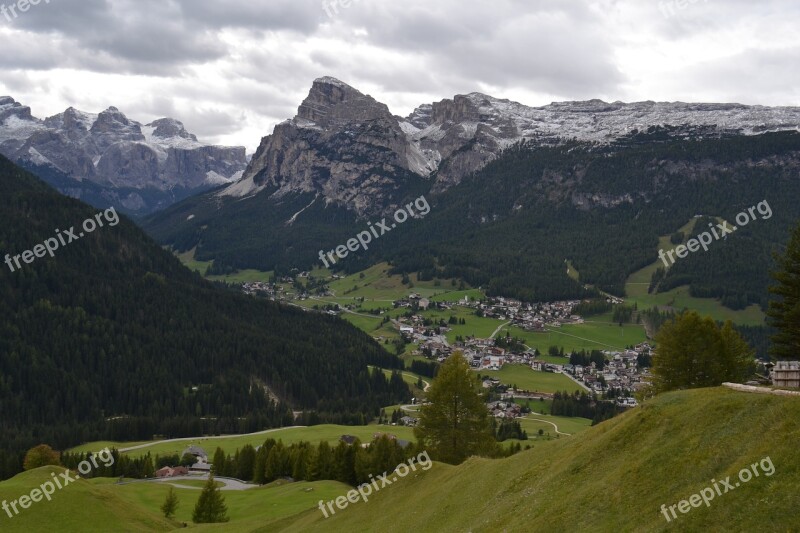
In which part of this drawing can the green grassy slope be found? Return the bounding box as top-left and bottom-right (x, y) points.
(279, 387), (800, 532)
(5, 388), (798, 531)
(0, 467), (171, 532)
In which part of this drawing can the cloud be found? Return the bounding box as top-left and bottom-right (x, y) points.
(0, 0), (796, 151)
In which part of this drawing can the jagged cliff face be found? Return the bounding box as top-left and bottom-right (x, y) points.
(233, 78), (800, 215)
(239, 77), (427, 215)
(0, 97), (248, 214)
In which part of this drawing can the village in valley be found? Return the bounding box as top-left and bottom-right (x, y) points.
(240, 271), (651, 421)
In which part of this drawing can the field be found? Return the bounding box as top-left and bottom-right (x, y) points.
(502, 318), (647, 353)
(623, 218), (766, 326)
(419, 305), (504, 342)
(517, 414), (593, 436)
(0, 467), (376, 532)
(176, 248), (274, 284)
(326, 263), (474, 301)
(70, 424), (416, 459)
(0, 466), (173, 532)
(113, 478), (348, 531)
(478, 364), (585, 394)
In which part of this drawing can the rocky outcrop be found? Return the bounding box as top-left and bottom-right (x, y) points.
(236, 77), (800, 214)
(239, 77), (425, 215)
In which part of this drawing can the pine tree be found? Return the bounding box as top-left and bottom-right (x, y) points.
(160, 486), (179, 519)
(237, 445), (256, 481)
(211, 448), (226, 476)
(414, 352), (498, 464)
(311, 441), (333, 480)
(191, 475), (229, 523)
(253, 446), (268, 485)
(768, 221), (800, 360)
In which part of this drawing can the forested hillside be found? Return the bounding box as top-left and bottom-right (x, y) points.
(0, 155), (407, 480)
(383, 131), (800, 304)
(145, 131), (800, 307)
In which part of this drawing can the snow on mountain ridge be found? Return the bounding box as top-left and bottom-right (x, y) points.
(420, 95), (800, 144)
(404, 92), (800, 187)
(238, 77), (800, 207)
(0, 96), (249, 214)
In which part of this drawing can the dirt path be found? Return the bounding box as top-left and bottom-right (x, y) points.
(490, 321), (511, 339)
(526, 417), (572, 436)
(723, 383), (800, 397)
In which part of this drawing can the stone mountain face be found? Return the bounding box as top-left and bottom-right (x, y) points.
(0, 97), (248, 215)
(230, 77), (800, 213)
(238, 77), (429, 215)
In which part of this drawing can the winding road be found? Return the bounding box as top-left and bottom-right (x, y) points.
(120, 474), (258, 491)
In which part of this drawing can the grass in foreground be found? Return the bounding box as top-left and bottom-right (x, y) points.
(282, 387), (800, 532)
(9, 388), (796, 531)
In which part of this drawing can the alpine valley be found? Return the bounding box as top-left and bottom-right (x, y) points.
(144, 77), (800, 310)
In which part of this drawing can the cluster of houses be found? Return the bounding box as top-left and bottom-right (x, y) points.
(487, 401), (524, 419)
(395, 293), (432, 311)
(155, 445), (212, 478)
(467, 297), (584, 330)
(242, 281), (290, 300)
(560, 343), (651, 394)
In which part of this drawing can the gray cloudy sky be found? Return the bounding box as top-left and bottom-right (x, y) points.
(1, 0), (798, 152)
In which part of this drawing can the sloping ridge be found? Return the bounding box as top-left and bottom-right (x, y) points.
(0, 466), (171, 531)
(282, 387), (800, 532)
(0, 154), (403, 463)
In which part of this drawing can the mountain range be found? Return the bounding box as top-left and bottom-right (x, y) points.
(144, 77), (800, 310)
(222, 76), (800, 213)
(0, 97), (248, 215)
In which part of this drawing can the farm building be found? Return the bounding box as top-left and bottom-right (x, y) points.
(772, 361), (800, 388)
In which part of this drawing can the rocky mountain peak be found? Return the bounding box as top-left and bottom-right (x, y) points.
(227, 76), (800, 214)
(90, 106), (144, 151)
(95, 106), (132, 126)
(0, 97), (35, 124)
(147, 118), (197, 141)
(44, 107), (98, 132)
(296, 76), (394, 128)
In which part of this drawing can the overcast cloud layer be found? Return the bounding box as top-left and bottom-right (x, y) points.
(1, 0), (798, 152)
